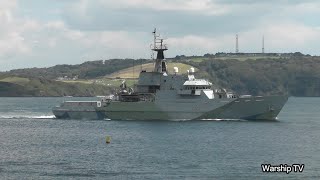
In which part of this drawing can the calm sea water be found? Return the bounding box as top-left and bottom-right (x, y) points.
(0, 97), (319, 179)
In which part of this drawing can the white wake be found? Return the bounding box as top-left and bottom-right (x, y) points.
(0, 115), (56, 119)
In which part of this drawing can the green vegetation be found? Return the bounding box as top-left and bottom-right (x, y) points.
(105, 62), (197, 79)
(187, 57), (209, 62)
(7, 59), (149, 80)
(213, 56), (280, 61)
(61, 78), (137, 88)
(0, 77), (113, 97)
(1, 52), (320, 97)
(189, 56), (320, 96)
(0, 77), (30, 85)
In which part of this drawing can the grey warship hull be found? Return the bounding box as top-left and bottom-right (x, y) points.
(53, 95), (288, 121)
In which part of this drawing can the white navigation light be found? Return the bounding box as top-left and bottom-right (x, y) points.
(190, 67), (195, 73)
(187, 68), (195, 80)
(174, 67), (179, 73)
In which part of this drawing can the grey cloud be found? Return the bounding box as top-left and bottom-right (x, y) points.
(62, 3), (276, 37)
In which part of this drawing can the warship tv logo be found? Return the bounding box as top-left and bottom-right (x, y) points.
(261, 164), (304, 174)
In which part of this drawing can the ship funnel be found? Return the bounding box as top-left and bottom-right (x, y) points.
(174, 67), (179, 74)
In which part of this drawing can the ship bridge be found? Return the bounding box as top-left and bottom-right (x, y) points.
(183, 79), (212, 90)
(179, 78), (214, 98)
(177, 67), (213, 97)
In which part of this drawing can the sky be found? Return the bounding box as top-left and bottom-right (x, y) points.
(0, 0), (320, 71)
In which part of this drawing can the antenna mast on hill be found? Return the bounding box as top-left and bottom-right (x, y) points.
(132, 59), (134, 78)
(235, 34), (239, 53)
(262, 35), (265, 54)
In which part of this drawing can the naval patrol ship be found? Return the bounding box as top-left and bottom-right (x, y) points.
(53, 29), (288, 121)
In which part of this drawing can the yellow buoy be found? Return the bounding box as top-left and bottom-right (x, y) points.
(106, 136), (111, 144)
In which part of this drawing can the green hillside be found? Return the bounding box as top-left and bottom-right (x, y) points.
(106, 62), (197, 79)
(189, 56), (320, 96)
(60, 78), (137, 88)
(6, 59), (149, 80)
(0, 76), (113, 97)
(1, 52), (320, 97)
(0, 77), (30, 85)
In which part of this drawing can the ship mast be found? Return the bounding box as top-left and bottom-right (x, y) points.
(152, 28), (168, 73)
